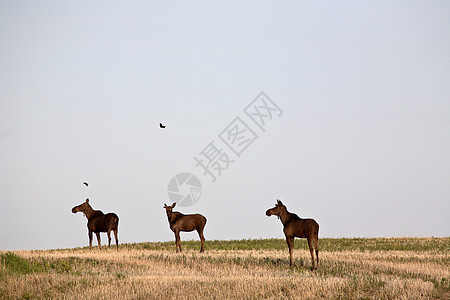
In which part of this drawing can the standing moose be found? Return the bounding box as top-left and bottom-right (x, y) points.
(163, 203), (207, 253)
(72, 198), (119, 250)
(266, 200), (319, 270)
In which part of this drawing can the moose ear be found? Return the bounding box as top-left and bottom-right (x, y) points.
(172, 203), (176, 208)
(86, 198), (89, 203)
(163, 203), (167, 208)
(277, 199), (283, 206)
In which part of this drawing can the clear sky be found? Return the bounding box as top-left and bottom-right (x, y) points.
(1, 1), (449, 250)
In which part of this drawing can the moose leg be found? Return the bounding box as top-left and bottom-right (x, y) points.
(107, 230), (112, 248)
(174, 231), (182, 253)
(88, 230), (93, 249)
(113, 229), (119, 251)
(314, 237), (319, 269)
(286, 236), (294, 267)
(198, 229), (205, 253)
(307, 237), (316, 270)
(95, 232), (102, 250)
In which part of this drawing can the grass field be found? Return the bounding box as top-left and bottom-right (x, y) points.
(1, 238), (448, 299)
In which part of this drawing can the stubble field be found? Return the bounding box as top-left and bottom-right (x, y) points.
(1, 238), (448, 299)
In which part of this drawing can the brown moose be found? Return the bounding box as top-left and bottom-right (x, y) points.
(163, 203), (207, 253)
(72, 198), (119, 250)
(266, 199), (319, 270)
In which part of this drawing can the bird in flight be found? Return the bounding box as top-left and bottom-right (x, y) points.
(159, 123), (166, 128)
(83, 182), (88, 187)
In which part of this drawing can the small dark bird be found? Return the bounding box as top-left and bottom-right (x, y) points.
(83, 182), (88, 187)
(159, 123), (166, 128)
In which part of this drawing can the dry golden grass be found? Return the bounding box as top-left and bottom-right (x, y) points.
(1, 238), (448, 299)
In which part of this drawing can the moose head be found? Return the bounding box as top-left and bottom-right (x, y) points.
(265, 199), (286, 218)
(163, 203), (176, 218)
(72, 198), (91, 214)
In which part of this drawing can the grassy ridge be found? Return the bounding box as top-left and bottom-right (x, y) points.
(123, 237), (450, 252)
(1, 238), (449, 299)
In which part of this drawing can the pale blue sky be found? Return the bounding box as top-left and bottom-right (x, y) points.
(1, 1), (449, 250)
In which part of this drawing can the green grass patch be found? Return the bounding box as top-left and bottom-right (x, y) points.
(0, 252), (35, 275)
(0, 252), (104, 277)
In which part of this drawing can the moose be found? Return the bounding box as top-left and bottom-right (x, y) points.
(163, 203), (207, 253)
(71, 198), (119, 251)
(266, 200), (319, 270)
